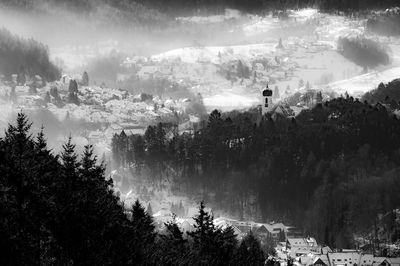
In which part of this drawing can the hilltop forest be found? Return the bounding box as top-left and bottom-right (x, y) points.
(112, 92), (400, 249)
(1, 0), (399, 14)
(0, 28), (61, 82)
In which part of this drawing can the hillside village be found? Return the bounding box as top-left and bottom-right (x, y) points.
(3, 37), (399, 266)
(1, 8), (396, 150)
(117, 38), (334, 112)
(0, 38), (338, 159)
(0, 72), (205, 155)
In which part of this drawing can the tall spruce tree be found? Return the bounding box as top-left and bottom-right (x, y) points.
(233, 240), (250, 266)
(68, 79), (78, 93)
(155, 216), (190, 265)
(0, 114), (161, 264)
(82, 71), (89, 86)
(188, 201), (230, 265)
(130, 199), (156, 263)
(242, 231), (265, 266)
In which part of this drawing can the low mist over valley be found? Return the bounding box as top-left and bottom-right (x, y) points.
(1, 0), (400, 265)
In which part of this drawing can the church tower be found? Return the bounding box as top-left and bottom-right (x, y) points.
(262, 84), (273, 115)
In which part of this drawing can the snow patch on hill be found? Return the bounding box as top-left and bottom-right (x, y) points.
(326, 66), (400, 97)
(291, 8), (319, 21)
(176, 9), (241, 24)
(203, 91), (260, 111)
(151, 43), (277, 64)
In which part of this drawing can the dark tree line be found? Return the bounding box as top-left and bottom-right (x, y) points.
(367, 10), (400, 36)
(0, 28), (61, 82)
(134, 0), (400, 13)
(337, 36), (390, 69)
(113, 94), (400, 249)
(2, 0), (400, 15)
(0, 0), (170, 27)
(318, 0), (400, 12)
(0, 113), (268, 265)
(68, 79), (80, 105)
(362, 79), (400, 110)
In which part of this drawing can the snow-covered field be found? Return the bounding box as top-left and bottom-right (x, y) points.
(326, 66), (400, 97)
(151, 43), (278, 64)
(203, 90), (260, 111)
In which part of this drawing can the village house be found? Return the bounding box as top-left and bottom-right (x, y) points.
(312, 256), (329, 266)
(270, 222), (288, 239)
(158, 64), (174, 75)
(254, 224), (281, 244)
(136, 65), (173, 80)
(116, 73), (131, 83)
(60, 74), (73, 85)
(178, 119), (196, 134)
(214, 217), (245, 239)
(137, 65), (158, 79)
(318, 253), (400, 266)
(287, 237), (319, 257)
(271, 104), (296, 119)
(298, 254), (330, 266)
(372, 258), (400, 266)
(327, 252), (357, 266)
(15, 85), (30, 95)
(33, 75), (44, 87)
(297, 252), (400, 266)
(17, 95), (42, 107)
(88, 130), (104, 144)
(253, 62), (265, 72)
(121, 56), (147, 68)
(178, 219), (195, 234)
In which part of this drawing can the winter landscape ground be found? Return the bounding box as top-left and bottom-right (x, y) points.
(0, 1), (399, 224)
(1, 0), (400, 264)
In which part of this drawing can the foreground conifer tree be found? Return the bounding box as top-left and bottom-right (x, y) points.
(0, 113), (142, 264)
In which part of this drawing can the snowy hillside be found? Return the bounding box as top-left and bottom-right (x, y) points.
(146, 8), (400, 111)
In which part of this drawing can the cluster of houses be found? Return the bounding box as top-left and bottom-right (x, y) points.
(276, 235), (400, 266)
(277, 229), (400, 266)
(114, 37), (332, 122)
(118, 44), (299, 90)
(151, 207), (301, 243)
(149, 205), (400, 266)
(118, 56), (176, 82)
(0, 73), (202, 156)
(288, 250), (400, 266)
